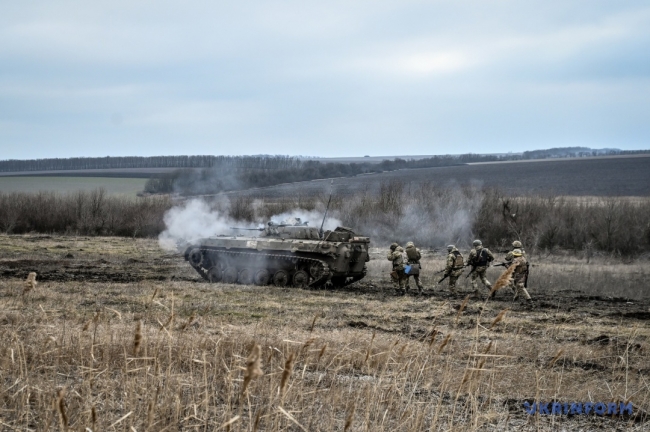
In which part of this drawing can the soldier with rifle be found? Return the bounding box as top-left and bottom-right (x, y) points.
(492, 240), (528, 298)
(438, 245), (464, 295)
(387, 243), (408, 295)
(466, 239), (494, 299)
(404, 241), (424, 294)
(509, 249), (533, 305)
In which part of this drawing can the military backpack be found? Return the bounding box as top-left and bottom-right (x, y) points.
(406, 246), (420, 262)
(452, 251), (464, 268)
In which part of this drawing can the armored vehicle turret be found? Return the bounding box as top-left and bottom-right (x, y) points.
(183, 219), (370, 288)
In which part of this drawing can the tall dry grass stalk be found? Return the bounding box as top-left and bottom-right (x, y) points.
(133, 320), (143, 356)
(489, 263), (518, 296)
(364, 331), (376, 364)
(317, 344), (327, 364)
(180, 312), (195, 331)
(455, 295), (471, 322)
(241, 343), (263, 397)
(280, 352), (296, 397)
(476, 341), (493, 370)
(344, 402), (356, 432)
(490, 309), (510, 329)
(23, 272), (37, 295)
(309, 314), (318, 332)
(438, 334), (452, 354)
(547, 348), (565, 368)
(55, 388), (68, 432)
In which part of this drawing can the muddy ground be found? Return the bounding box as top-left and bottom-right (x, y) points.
(2, 234), (649, 321)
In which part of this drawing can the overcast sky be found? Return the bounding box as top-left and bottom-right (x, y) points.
(1, 1), (649, 159)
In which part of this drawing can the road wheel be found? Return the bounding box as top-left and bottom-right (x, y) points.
(254, 269), (270, 286)
(188, 249), (203, 266)
(293, 270), (309, 288)
(309, 262), (323, 279)
(239, 268), (254, 285)
(207, 266), (222, 283)
(223, 266), (238, 284)
(273, 270), (289, 287)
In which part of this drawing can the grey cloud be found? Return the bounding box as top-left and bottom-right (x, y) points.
(1, 0), (649, 159)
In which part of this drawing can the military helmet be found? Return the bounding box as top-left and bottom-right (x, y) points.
(512, 240), (522, 248)
(512, 248), (523, 257)
(406, 241), (414, 248)
(472, 239), (482, 247)
(447, 245), (455, 252)
(396, 246), (404, 252)
(390, 243), (398, 250)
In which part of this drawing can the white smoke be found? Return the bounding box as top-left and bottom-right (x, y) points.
(338, 182), (484, 248)
(158, 198), (341, 251)
(158, 199), (253, 250)
(268, 208), (342, 232)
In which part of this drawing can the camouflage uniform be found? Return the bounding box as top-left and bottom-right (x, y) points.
(387, 244), (407, 295)
(467, 240), (494, 298)
(511, 250), (532, 302)
(505, 240), (527, 263)
(444, 246), (464, 294)
(404, 242), (424, 293)
(504, 241), (527, 293)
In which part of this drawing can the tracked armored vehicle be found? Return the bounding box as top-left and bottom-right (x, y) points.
(183, 220), (370, 288)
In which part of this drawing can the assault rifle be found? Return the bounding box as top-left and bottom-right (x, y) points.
(493, 262), (509, 268)
(465, 264), (476, 279)
(434, 269), (447, 284)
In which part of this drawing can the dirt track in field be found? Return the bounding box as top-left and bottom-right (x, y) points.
(2, 235), (648, 324)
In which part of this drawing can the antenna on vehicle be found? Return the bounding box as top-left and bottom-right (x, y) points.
(319, 180), (334, 239)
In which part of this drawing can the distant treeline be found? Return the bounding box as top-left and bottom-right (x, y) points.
(0, 155), (301, 172)
(520, 147), (648, 159)
(2, 148), (647, 174)
(146, 154), (509, 195)
(147, 150), (650, 195)
(2, 149), (649, 196)
(0, 190), (169, 238)
(2, 185), (650, 257)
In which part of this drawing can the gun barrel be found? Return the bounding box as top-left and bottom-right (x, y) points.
(230, 227), (264, 231)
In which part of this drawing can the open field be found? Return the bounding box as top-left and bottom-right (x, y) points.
(0, 177), (148, 197)
(1, 235), (649, 430)
(2, 154), (649, 199)
(0, 168), (175, 178)
(215, 155), (650, 198)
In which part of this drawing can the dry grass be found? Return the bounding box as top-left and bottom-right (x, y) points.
(0, 235), (649, 430)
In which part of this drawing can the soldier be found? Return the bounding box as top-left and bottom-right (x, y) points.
(501, 240), (527, 296)
(443, 245), (464, 295)
(259, 221), (279, 237)
(510, 249), (533, 304)
(404, 241), (424, 294)
(505, 240), (527, 262)
(387, 243), (407, 295)
(466, 239), (494, 298)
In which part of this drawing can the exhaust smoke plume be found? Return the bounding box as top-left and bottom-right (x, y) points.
(338, 181), (484, 248)
(158, 199), (247, 250)
(158, 198), (342, 250)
